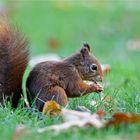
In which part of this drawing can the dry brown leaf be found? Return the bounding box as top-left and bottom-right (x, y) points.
(96, 110), (106, 118)
(62, 108), (93, 121)
(37, 119), (103, 133)
(12, 125), (27, 140)
(42, 101), (61, 116)
(12, 110), (140, 135)
(48, 38), (59, 50)
(38, 108), (105, 133)
(106, 112), (140, 126)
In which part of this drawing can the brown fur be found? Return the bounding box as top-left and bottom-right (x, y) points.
(26, 44), (103, 111)
(0, 21), (29, 107)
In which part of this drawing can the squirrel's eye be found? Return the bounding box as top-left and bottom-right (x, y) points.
(90, 64), (97, 72)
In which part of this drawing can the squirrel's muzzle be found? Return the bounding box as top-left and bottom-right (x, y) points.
(96, 75), (103, 82)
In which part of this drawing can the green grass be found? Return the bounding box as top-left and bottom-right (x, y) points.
(1, 1), (140, 139)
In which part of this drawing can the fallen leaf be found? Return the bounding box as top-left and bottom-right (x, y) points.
(42, 101), (61, 116)
(62, 108), (93, 121)
(96, 110), (106, 118)
(37, 118), (103, 133)
(38, 109), (105, 133)
(48, 38), (59, 50)
(12, 125), (27, 140)
(106, 112), (140, 126)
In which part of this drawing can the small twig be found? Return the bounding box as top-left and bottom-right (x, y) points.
(37, 98), (46, 103)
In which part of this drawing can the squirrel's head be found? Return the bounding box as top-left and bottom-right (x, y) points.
(77, 43), (103, 82)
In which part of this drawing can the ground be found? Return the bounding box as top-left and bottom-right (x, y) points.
(0, 1), (140, 140)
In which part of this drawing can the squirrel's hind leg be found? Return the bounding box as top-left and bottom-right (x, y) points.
(48, 86), (68, 107)
(36, 86), (68, 111)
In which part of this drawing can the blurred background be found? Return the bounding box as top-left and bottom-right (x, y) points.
(0, 0), (140, 66)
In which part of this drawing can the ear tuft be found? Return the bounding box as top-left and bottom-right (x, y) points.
(80, 43), (90, 57)
(83, 43), (90, 51)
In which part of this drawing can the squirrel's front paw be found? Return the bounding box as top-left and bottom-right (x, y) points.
(90, 83), (103, 93)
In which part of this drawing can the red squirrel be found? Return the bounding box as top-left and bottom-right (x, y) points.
(27, 45), (103, 111)
(0, 21), (103, 111)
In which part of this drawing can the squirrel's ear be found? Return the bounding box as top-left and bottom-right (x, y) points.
(83, 43), (90, 51)
(80, 43), (90, 57)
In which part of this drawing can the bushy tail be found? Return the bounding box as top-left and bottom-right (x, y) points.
(0, 20), (29, 107)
